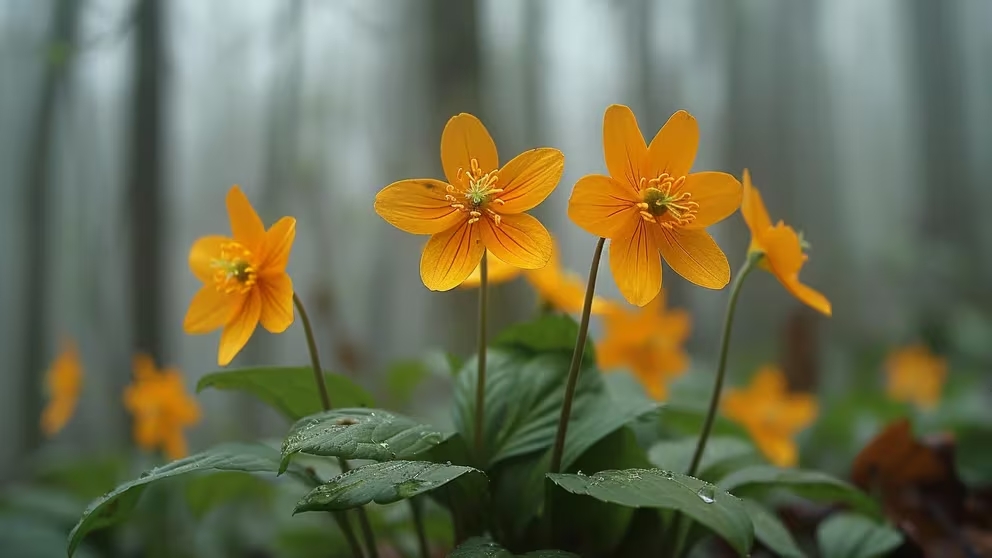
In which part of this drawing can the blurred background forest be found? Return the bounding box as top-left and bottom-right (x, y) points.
(2, 0), (992, 481)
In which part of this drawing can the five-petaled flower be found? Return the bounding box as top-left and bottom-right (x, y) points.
(742, 170), (831, 316)
(568, 105), (741, 306)
(885, 344), (947, 410)
(41, 340), (83, 437)
(597, 291), (691, 400)
(124, 354), (201, 460)
(375, 113), (564, 291)
(183, 186), (296, 366)
(722, 366), (817, 467)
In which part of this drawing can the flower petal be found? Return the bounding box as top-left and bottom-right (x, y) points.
(374, 179), (465, 235)
(218, 290), (261, 366)
(609, 221), (662, 306)
(495, 148), (564, 214)
(420, 220), (485, 291)
(260, 216), (296, 271)
(183, 286), (238, 334)
(460, 253), (521, 288)
(646, 110), (699, 179)
(757, 434), (798, 467)
(603, 104), (648, 190)
(568, 174), (640, 239)
(259, 273), (295, 333)
(741, 169), (773, 241)
(780, 277), (832, 317)
(655, 228), (730, 289)
(762, 224), (806, 278)
(226, 186), (266, 251)
(679, 172), (742, 229)
(780, 393), (818, 432)
(480, 212), (552, 269)
(440, 113), (499, 186)
(189, 236), (229, 283)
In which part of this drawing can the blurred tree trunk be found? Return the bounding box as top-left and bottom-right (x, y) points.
(128, 0), (165, 363)
(21, 0), (80, 453)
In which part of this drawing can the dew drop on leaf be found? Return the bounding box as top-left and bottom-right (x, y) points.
(696, 485), (715, 504)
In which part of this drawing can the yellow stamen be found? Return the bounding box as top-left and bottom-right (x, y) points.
(211, 242), (257, 294)
(638, 173), (698, 229)
(452, 158), (505, 226)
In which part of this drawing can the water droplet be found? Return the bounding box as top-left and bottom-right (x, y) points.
(444, 461), (452, 466)
(576, 470), (584, 476)
(696, 485), (715, 504)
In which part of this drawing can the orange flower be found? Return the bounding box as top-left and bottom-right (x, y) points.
(885, 344), (947, 410)
(375, 113), (564, 291)
(597, 292), (691, 399)
(460, 255), (522, 288)
(568, 105), (741, 306)
(741, 170), (831, 316)
(722, 366), (817, 467)
(124, 355), (201, 460)
(41, 340), (83, 437)
(183, 186), (296, 366)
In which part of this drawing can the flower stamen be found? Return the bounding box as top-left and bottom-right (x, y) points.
(211, 242), (257, 294)
(638, 173), (698, 229)
(452, 158), (506, 226)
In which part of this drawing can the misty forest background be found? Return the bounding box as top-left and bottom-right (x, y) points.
(2, 0), (991, 479)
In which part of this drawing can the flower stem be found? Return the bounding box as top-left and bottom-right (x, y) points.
(293, 293), (332, 410)
(474, 251), (489, 462)
(294, 293), (378, 558)
(670, 251), (761, 558)
(411, 496), (431, 558)
(549, 237), (606, 474)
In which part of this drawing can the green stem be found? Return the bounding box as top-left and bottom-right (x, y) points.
(293, 293), (332, 410)
(333, 509), (365, 558)
(294, 293), (378, 558)
(411, 496), (431, 558)
(549, 237), (606, 474)
(670, 252), (761, 558)
(474, 251), (488, 463)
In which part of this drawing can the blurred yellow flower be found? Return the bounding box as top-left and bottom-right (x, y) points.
(568, 105), (741, 306)
(722, 366), (817, 467)
(597, 292), (691, 399)
(741, 170), (831, 316)
(124, 355), (201, 460)
(183, 186), (296, 366)
(885, 344), (947, 410)
(41, 340), (83, 437)
(375, 113), (564, 291)
(460, 241), (612, 315)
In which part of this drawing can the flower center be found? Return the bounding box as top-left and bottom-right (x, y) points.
(445, 158), (505, 226)
(635, 173), (698, 229)
(211, 242), (257, 294)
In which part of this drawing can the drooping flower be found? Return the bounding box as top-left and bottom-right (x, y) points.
(460, 240), (611, 315)
(124, 354), (201, 460)
(183, 186), (296, 366)
(568, 105), (741, 306)
(41, 340), (83, 437)
(741, 170), (831, 316)
(884, 344), (947, 410)
(375, 113), (564, 291)
(597, 291), (691, 399)
(722, 366), (817, 467)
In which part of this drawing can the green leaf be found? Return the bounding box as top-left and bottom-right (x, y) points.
(718, 465), (878, 517)
(197, 366), (374, 420)
(743, 500), (806, 558)
(816, 512), (903, 558)
(385, 359), (431, 405)
(280, 408), (450, 473)
(184, 471), (274, 519)
(294, 461), (484, 513)
(67, 443), (294, 557)
(648, 437), (760, 481)
(492, 313), (593, 363)
(547, 469), (753, 556)
(453, 350), (601, 467)
(558, 395), (661, 470)
(448, 537), (579, 557)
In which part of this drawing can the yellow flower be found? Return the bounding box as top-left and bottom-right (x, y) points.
(41, 340), (83, 437)
(124, 355), (201, 460)
(460, 240), (612, 315)
(375, 113), (564, 291)
(597, 291), (691, 399)
(885, 344), (947, 410)
(183, 186), (296, 366)
(568, 105), (741, 306)
(722, 366), (817, 467)
(741, 170), (831, 316)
